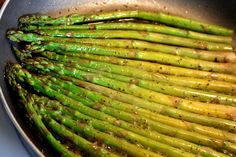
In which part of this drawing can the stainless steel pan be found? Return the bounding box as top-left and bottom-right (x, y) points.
(0, 0), (236, 156)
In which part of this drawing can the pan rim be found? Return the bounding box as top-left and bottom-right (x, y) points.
(0, 0), (45, 157)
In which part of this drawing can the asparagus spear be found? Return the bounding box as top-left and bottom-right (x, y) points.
(39, 76), (236, 155)
(39, 52), (236, 104)
(8, 63), (236, 133)
(13, 44), (236, 84)
(67, 61), (236, 106)
(65, 53), (236, 83)
(5, 70), (79, 157)
(20, 22), (232, 44)
(24, 55), (236, 103)
(42, 104), (228, 157)
(62, 75), (236, 132)
(18, 49), (236, 96)
(6, 63), (171, 157)
(18, 10), (233, 35)
(44, 117), (163, 157)
(27, 42), (236, 75)
(23, 58), (236, 121)
(35, 29), (232, 50)
(43, 116), (120, 157)
(47, 76), (236, 144)
(8, 30), (236, 63)
(38, 100), (198, 157)
(10, 62), (232, 156)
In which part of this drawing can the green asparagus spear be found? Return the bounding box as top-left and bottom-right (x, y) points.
(43, 116), (120, 157)
(39, 52), (236, 104)
(23, 58), (236, 121)
(7, 63), (236, 154)
(61, 75), (236, 132)
(20, 22), (232, 44)
(19, 10), (233, 35)
(44, 105), (227, 157)
(7, 64), (165, 157)
(46, 76), (236, 144)
(36, 29), (232, 50)
(27, 42), (236, 75)
(24, 54), (236, 102)
(5, 70), (79, 157)
(8, 30), (236, 63)
(64, 53), (236, 83)
(38, 101), (198, 157)
(44, 117), (162, 157)
(12, 45), (236, 85)
(8, 63), (236, 134)
(19, 50), (236, 95)
(39, 76), (236, 155)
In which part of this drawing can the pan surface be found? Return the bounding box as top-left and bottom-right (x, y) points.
(0, 0), (236, 156)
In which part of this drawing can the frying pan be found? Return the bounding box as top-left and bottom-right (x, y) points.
(0, 0), (236, 156)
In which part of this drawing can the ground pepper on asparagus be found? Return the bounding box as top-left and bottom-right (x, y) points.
(5, 9), (236, 157)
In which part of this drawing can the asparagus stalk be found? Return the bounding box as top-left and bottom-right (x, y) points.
(6, 64), (168, 157)
(12, 44), (236, 84)
(47, 76), (236, 144)
(8, 30), (236, 63)
(38, 100), (198, 157)
(8, 63), (236, 134)
(62, 76), (236, 132)
(23, 58), (236, 121)
(43, 116), (120, 157)
(27, 42), (236, 75)
(20, 22), (232, 44)
(18, 10), (233, 35)
(65, 53), (236, 83)
(24, 55), (236, 103)
(44, 116), (153, 157)
(39, 76), (236, 155)
(39, 52), (236, 104)
(35, 29), (232, 50)
(44, 117), (163, 157)
(69, 61), (236, 106)
(7, 63), (236, 154)
(18, 49), (236, 96)
(44, 105), (228, 157)
(13, 66), (233, 155)
(4, 70), (79, 157)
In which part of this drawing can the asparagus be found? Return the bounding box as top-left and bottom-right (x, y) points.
(8, 63), (236, 136)
(10, 64), (232, 156)
(23, 59), (236, 121)
(39, 52), (236, 105)
(43, 116), (120, 157)
(17, 48), (236, 96)
(43, 104), (228, 157)
(21, 22), (232, 44)
(25, 54), (236, 99)
(9, 63), (164, 157)
(5, 70), (79, 157)
(44, 116), (152, 157)
(64, 76), (236, 132)
(66, 53), (236, 83)
(38, 100), (199, 157)
(46, 75), (236, 144)
(27, 42), (236, 75)
(13, 44), (236, 84)
(44, 117), (163, 157)
(39, 76), (236, 155)
(36, 29), (232, 50)
(18, 10), (233, 35)
(8, 30), (236, 63)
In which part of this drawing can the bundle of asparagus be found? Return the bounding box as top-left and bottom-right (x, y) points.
(5, 10), (236, 157)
